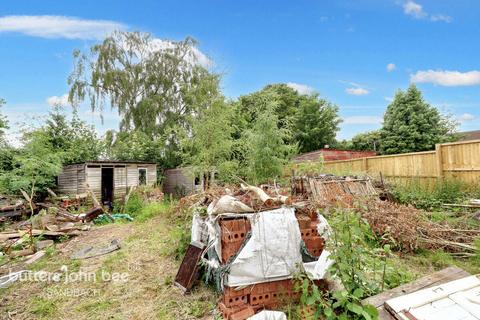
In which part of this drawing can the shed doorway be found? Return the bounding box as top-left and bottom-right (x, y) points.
(101, 167), (114, 205)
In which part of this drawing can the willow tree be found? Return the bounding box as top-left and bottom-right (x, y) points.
(68, 31), (215, 167)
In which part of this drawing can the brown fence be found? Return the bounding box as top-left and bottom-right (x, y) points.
(322, 140), (480, 185)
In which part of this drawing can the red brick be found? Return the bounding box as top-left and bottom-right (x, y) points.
(296, 215), (311, 229)
(230, 306), (255, 320)
(218, 302), (244, 319)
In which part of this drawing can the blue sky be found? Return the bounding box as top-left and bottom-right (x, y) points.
(0, 0), (478, 144)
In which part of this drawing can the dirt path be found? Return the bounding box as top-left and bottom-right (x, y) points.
(0, 214), (216, 320)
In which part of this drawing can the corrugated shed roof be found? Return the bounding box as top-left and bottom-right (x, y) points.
(70, 160), (157, 165)
(293, 149), (376, 162)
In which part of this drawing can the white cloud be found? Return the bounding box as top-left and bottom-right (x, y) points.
(0, 15), (126, 40)
(346, 87), (370, 95)
(287, 82), (316, 95)
(343, 116), (383, 125)
(384, 96), (393, 102)
(402, 1), (452, 23)
(457, 113), (476, 122)
(47, 94), (70, 107)
(386, 63), (396, 72)
(403, 1), (427, 19)
(430, 14), (452, 23)
(411, 70), (480, 86)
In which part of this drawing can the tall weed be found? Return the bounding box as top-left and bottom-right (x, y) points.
(392, 178), (477, 210)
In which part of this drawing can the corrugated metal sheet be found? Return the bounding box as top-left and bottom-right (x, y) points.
(164, 168), (197, 195)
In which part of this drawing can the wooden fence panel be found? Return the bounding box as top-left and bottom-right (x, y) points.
(441, 140), (480, 184)
(321, 140), (480, 185)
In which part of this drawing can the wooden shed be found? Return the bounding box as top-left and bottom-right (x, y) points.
(57, 161), (157, 204)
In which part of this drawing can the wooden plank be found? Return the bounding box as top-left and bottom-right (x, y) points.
(362, 267), (470, 320)
(174, 241), (205, 293)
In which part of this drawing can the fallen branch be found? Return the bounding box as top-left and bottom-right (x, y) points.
(240, 183), (275, 206)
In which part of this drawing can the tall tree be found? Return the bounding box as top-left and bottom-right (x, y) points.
(104, 130), (163, 163)
(234, 84), (341, 153)
(381, 85), (456, 154)
(0, 129), (62, 196)
(44, 106), (102, 164)
(182, 96), (236, 182)
(0, 98), (14, 173)
(0, 98), (8, 142)
(243, 99), (296, 183)
(350, 130), (381, 152)
(293, 96), (341, 153)
(68, 31), (216, 168)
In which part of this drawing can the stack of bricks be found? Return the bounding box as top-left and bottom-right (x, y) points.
(220, 217), (252, 263)
(297, 214), (325, 257)
(218, 280), (300, 319)
(218, 213), (325, 319)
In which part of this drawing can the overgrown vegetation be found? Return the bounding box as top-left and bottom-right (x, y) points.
(296, 208), (414, 320)
(392, 178), (480, 210)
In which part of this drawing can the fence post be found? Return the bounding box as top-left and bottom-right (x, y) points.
(362, 157), (369, 173)
(435, 143), (444, 179)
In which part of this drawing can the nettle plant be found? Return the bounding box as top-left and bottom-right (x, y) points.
(296, 208), (400, 320)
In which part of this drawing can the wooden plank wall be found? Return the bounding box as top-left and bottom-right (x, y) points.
(86, 167), (102, 199)
(114, 167), (127, 198)
(127, 165), (139, 187)
(57, 164), (81, 195)
(59, 163), (157, 199)
(322, 140), (480, 186)
(146, 164), (157, 185)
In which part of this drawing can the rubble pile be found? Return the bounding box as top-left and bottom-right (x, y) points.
(0, 191), (105, 268)
(292, 175), (378, 206)
(175, 182), (333, 320)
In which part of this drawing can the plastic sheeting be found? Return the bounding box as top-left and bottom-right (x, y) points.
(303, 249), (333, 280)
(248, 310), (287, 320)
(226, 207), (303, 286)
(191, 214), (208, 244)
(316, 213), (332, 241)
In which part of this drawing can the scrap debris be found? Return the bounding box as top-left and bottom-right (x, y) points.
(175, 180), (332, 320)
(0, 191), (106, 272)
(71, 239), (121, 260)
(292, 175), (377, 206)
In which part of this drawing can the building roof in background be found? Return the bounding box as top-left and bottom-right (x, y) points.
(293, 149), (376, 163)
(457, 130), (480, 141)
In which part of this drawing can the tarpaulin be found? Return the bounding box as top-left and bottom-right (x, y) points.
(248, 310), (287, 320)
(226, 207), (302, 286)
